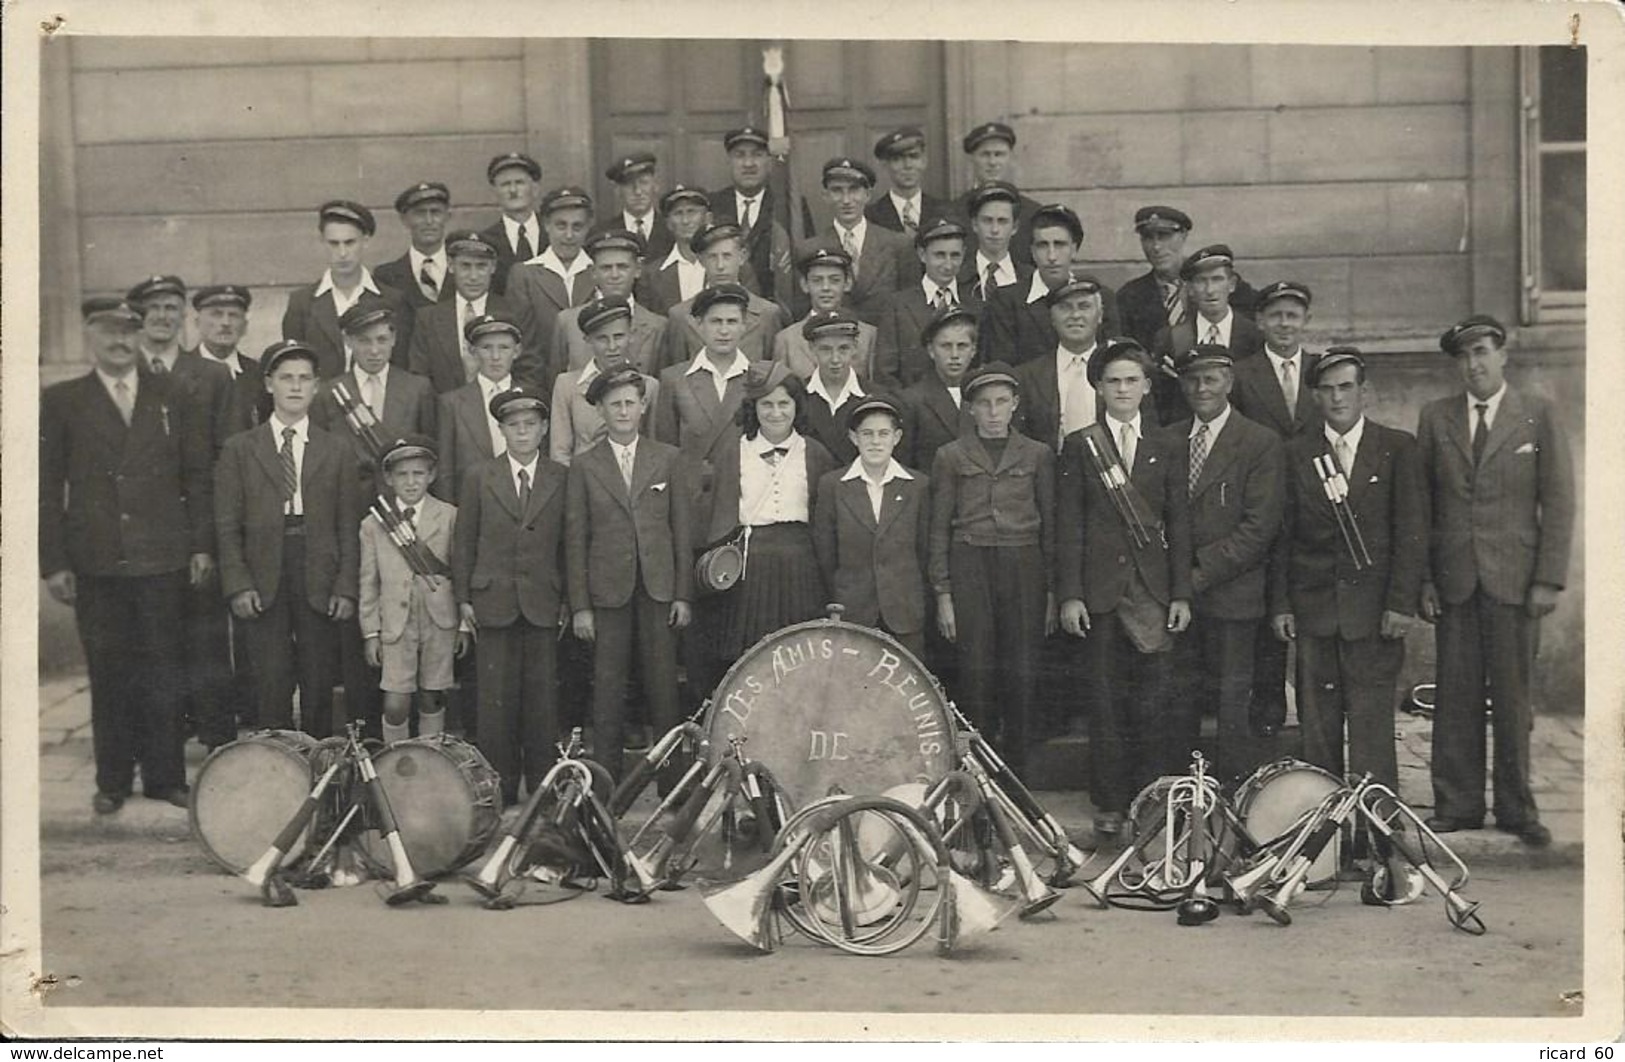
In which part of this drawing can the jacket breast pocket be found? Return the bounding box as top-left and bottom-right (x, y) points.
(471, 573), (493, 590)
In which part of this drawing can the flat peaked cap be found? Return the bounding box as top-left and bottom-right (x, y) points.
(583, 229), (646, 259)
(539, 186), (593, 216)
(724, 126), (771, 152)
(822, 157), (876, 188)
(967, 180), (1022, 215)
(1256, 280), (1312, 309)
(1439, 313), (1508, 356)
(1312, 345), (1366, 383)
(578, 295), (633, 336)
(1174, 344), (1234, 374)
(489, 386), (549, 422)
(690, 282), (752, 318)
(487, 152), (542, 182)
(1133, 206), (1192, 233)
(126, 274), (187, 305)
(464, 313), (523, 344)
(660, 184), (710, 213)
(192, 284), (252, 311)
(915, 217), (968, 248)
(318, 199), (376, 236)
(394, 182), (450, 214)
(963, 121), (1017, 153)
(873, 126), (926, 159)
(82, 297), (144, 326)
(802, 311), (863, 343)
(381, 433), (439, 469)
(262, 339), (319, 374)
(446, 229), (499, 259)
(605, 151), (658, 183)
(338, 302), (395, 334)
(1180, 244), (1235, 279)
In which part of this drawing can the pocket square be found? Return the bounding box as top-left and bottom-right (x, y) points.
(1147, 456), (1158, 464)
(651, 481), (668, 492)
(1369, 475), (1380, 483)
(1515, 442), (1537, 455)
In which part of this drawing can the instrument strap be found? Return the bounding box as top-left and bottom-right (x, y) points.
(1079, 422), (1161, 547)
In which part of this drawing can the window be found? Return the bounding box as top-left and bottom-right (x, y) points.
(1521, 46), (1586, 323)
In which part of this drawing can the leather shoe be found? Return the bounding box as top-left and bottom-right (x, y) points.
(92, 791), (124, 815)
(1093, 812), (1126, 838)
(1500, 821), (1552, 848)
(1423, 815), (1481, 833)
(145, 786), (191, 809)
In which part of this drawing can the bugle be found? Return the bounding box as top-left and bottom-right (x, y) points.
(349, 723), (439, 906)
(1355, 782), (1485, 935)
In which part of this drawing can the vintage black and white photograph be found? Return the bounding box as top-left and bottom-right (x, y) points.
(4, 0), (1621, 1044)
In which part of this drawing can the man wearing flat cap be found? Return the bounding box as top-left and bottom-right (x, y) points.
(376, 181), (456, 311)
(1116, 206), (1260, 352)
(42, 298), (214, 812)
(866, 126), (950, 239)
(981, 205), (1122, 369)
(708, 125), (787, 300)
(957, 122), (1043, 268)
(874, 218), (982, 391)
(663, 224), (788, 368)
(481, 152), (546, 295)
(435, 313), (525, 505)
(505, 186), (600, 390)
(1415, 315), (1574, 848)
(774, 246), (879, 383)
(409, 229), (542, 397)
(794, 157), (912, 324)
(193, 285), (271, 438)
(1167, 344), (1284, 781)
(593, 151), (674, 266)
(1013, 272), (1108, 455)
(959, 181), (1031, 302)
(799, 311), (870, 466)
(1269, 348), (1424, 802)
(1151, 243), (1265, 425)
(646, 184), (714, 316)
(550, 296), (662, 465)
(549, 229), (668, 386)
(282, 200), (414, 379)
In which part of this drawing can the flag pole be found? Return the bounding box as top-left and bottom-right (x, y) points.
(763, 44), (798, 311)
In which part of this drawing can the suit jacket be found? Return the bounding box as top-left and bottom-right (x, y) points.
(1271, 421), (1425, 640)
(565, 437), (693, 610)
(1117, 271), (1260, 351)
(980, 279), (1123, 368)
(310, 366), (439, 505)
(773, 315), (879, 383)
(704, 433), (837, 546)
(590, 213), (675, 266)
(957, 257), (1034, 304)
(1232, 350), (1323, 439)
(812, 466), (931, 635)
(873, 284), (985, 391)
(504, 261), (598, 393)
(481, 213), (546, 296)
(435, 381), (503, 503)
(1012, 347), (1107, 455)
(1056, 421), (1193, 613)
(1172, 408), (1284, 621)
(160, 349), (236, 461)
(794, 225), (911, 324)
(1150, 312), (1266, 426)
(281, 283), (414, 379)
(955, 188), (1045, 268)
(359, 493), (459, 641)
(550, 302), (668, 381)
(1415, 386), (1575, 607)
(451, 454), (568, 628)
(652, 357), (749, 536)
(375, 252), (456, 313)
(407, 293), (543, 396)
(663, 293), (786, 370)
(708, 185), (782, 298)
(803, 386), (866, 467)
(214, 421), (360, 610)
(40, 371), (213, 579)
(197, 349), (271, 439)
(549, 369), (660, 465)
(897, 375), (973, 474)
(867, 192), (952, 234)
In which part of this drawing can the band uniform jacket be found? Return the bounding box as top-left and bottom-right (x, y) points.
(565, 437), (694, 611)
(215, 350), (271, 439)
(707, 185), (783, 301)
(1011, 351), (1107, 455)
(865, 192), (952, 236)
(40, 370), (214, 579)
(214, 421), (360, 610)
(1172, 408), (1284, 621)
(652, 359), (749, 539)
(663, 293), (786, 370)
(897, 375), (974, 474)
(451, 454), (569, 628)
(1270, 422), (1425, 640)
(812, 466), (931, 636)
(1415, 385), (1575, 607)
(375, 253), (456, 313)
(435, 381), (503, 503)
(1055, 423), (1193, 614)
(1117, 272), (1261, 352)
(504, 262), (597, 393)
(281, 284), (415, 379)
(873, 284), (985, 392)
(774, 315), (879, 383)
(549, 369), (661, 465)
(980, 280), (1123, 368)
(359, 493), (459, 642)
(481, 213), (545, 296)
(309, 366), (439, 504)
(550, 301), (668, 381)
(1231, 351), (1323, 439)
(410, 293), (546, 397)
(793, 226), (912, 324)
(1150, 313), (1266, 426)
(703, 434), (837, 547)
(927, 432), (1057, 595)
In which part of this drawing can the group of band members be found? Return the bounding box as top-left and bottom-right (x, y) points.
(41, 120), (1574, 850)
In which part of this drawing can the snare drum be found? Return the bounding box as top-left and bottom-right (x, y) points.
(1235, 758), (1344, 884)
(190, 730), (322, 875)
(359, 735), (502, 877)
(703, 619), (957, 809)
(1124, 775), (1243, 882)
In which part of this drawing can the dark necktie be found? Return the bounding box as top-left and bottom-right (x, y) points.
(280, 427), (299, 508)
(1472, 402), (1489, 466)
(980, 262), (997, 300)
(402, 505), (416, 526)
(515, 225), (534, 262)
(517, 467), (532, 510)
(635, 216), (647, 241)
(932, 288), (949, 312)
(149, 357), (170, 377)
(419, 262), (439, 300)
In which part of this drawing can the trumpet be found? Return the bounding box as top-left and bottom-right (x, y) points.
(465, 751), (598, 907)
(348, 723), (438, 906)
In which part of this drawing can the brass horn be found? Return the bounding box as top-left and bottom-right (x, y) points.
(1355, 782), (1485, 935)
(962, 755), (1061, 917)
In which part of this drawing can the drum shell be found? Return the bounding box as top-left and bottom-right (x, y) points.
(360, 735), (502, 877)
(1235, 758), (1343, 885)
(702, 619), (956, 808)
(190, 729), (321, 874)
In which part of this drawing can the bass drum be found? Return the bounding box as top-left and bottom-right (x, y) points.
(359, 734), (503, 878)
(190, 729), (322, 874)
(702, 618), (957, 809)
(1235, 758), (1344, 885)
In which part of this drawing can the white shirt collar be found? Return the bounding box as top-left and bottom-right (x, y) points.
(198, 347), (245, 375)
(833, 217), (868, 249)
(1056, 342), (1096, 367)
(687, 350), (751, 380)
(807, 370), (865, 408)
(314, 268), (381, 299)
(1026, 271), (1053, 305)
(841, 457), (913, 484)
(661, 244), (694, 270)
(1195, 308), (1234, 343)
(890, 189), (922, 215)
(507, 451), (540, 478)
(353, 362), (390, 383)
(1265, 345), (1303, 369)
(737, 189), (763, 210)
(95, 366), (139, 401)
(977, 251), (1016, 286)
(269, 413), (310, 440)
(408, 246), (447, 274)
(459, 292), (488, 315)
(750, 430), (802, 457)
(532, 245), (592, 279)
(1468, 382), (1508, 425)
(1105, 411), (1144, 438)
(609, 435), (638, 459)
(1324, 416), (1367, 455)
(624, 210), (656, 233)
(1189, 402), (1233, 439)
(479, 374), (512, 398)
(921, 275), (961, 303)
(503, 213), (539, 247)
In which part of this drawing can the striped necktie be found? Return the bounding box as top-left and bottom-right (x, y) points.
(1188, 422), (1210, 496)
(419, 261), (439, 301)
(280, 427), (299, 508)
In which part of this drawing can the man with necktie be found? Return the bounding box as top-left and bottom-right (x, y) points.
(593, 151), (674, 267)
(409, 229), (542, 396)
(1014, 273), (1109, 454)
(1151, 244), (1266, 425)
(874, 217), (982, 390)
(645, 184), (714, 317)
(281, 200), (414, 378)
(549, 228), (669, 383)
(866, 126), (950, 245)
(794, 157), (912, 325)
(707, 126), (785, 300)
(1117, 207), (1261, 352)
(980, 204), (1123, 369)
(505, 186), (601, 395)
(481, 152), (546, 295)
(1415, 315), (1573, 847)
(376, 182), (456, 313)
(956, 121), (1044, 267)
(958, 181), (1028, 303)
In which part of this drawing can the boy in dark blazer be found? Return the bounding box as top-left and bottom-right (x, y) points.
(566, 366), (693, 779)
(434, 313), (522, 503)
(409, 230), (543, 396)
(1057, 339), (1193, 837)
(874, 218), (982, 391)
(215, 340), (360, 739)
(280, 200), (414, 377)
(42, 298), (214, 812)
(812, 396), (931, 658)
(375, 182), (455, 312)
(800, 312), (870, 466)
(1270, 349), (1424, 799)
(793, 158), (911, 324)
(774, 246), (879, 383)
(1167, 345), (1284, 781)
(664, 224), (788, 369)
(452, 386), (569, 804)
(898, 307), (978, 474)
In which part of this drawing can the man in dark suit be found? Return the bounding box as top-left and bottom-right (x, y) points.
(664, 225), (787, 369)
(435, 313), (522, 504)
(565, 365), (693, 779)
(867, 126), (950, 241)
(452, 386), (569, 803)
(506, 187), (599, 393)
(774, 246), (878, 382)
(409, 230), (543, 396)
(593, 152), (673, 266)
(1416, 315), (1574, 847)
(1117, 207), (1261, 351)
(1271, 348), (1424, 797)
(193, 284), (269, 438)
(1232, 280), (1322, 737)
(981, 204), (1122, 368)
(1014, 273), (1108, 455)
(215, 341), (360, 738)
(481, 152), (546, 295)
(707, 125), (786, 303)
(375, 182), (455, 312)
(644, 184), (713, 317)
(956, 122), (1043, 267)
(794, 157), (912, 325)
(800, 312), (870, 466)
(1057, 338), (1193, 836)
(898, 307), (977, 473)
(1167, 345), (1284, 781)
(550, 229), (668, 382)
(959, 181), (1028, 301)
(1151, 244), (1266, 425)
(812, 395), (932, 658)
(874, 218), (982, 391)
(42, 298), (213, 812)
(281, 200), (414, 378)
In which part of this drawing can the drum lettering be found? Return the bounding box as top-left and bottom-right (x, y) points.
(745, 674), (763, 695)
(866, 650), (902, 686)
(808, 730), (850, 761)
(907, 692), (934, 713)
(819, 638), (834, 659)
(772, 642), (814, 684)
(920, 739), (943, 756)
(720, 688), (755, 726)
(830, 732), (849, 760)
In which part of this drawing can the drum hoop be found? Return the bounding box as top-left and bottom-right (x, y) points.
(189, 730), (319, 875)
(1234, 758), (1342, 815)
(366, 735), (502, 874)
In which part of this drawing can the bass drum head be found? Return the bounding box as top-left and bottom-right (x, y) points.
(703, 619), (957, 809)
(360, 735), (502, 878)
(190, 730), (320, 874)
(1235, 758), (1343, 884)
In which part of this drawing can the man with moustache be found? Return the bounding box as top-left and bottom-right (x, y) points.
(1117, 207), (1259, 351)
(708, 126), (786, 300)
(193, 284), (270, 437)
(1151, 245), (1265, 425)
(981, 205), (1122, 367)
(481, 152), (546, 295)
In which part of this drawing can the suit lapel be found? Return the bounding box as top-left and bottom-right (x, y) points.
(839, 475), (878, 532)
(876, 476), (912, 538)
(459, 389), (495, 459)
(1479, 388), (1524, 466)
(1293, 352), (1321, 428)
(590, 443), (634, 512)
(312, 296), (345, 370)
(251, 423), (287, 494)
(489, 459), (521, 519)
(926, 381), (960, 438)
(1345, 426), (1382, 508)
(524, 462), (559, 523)
(1251, 359), (1293, 433)
(1443, 397), (1473, 465)
(1193, 416), (1241, 496)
